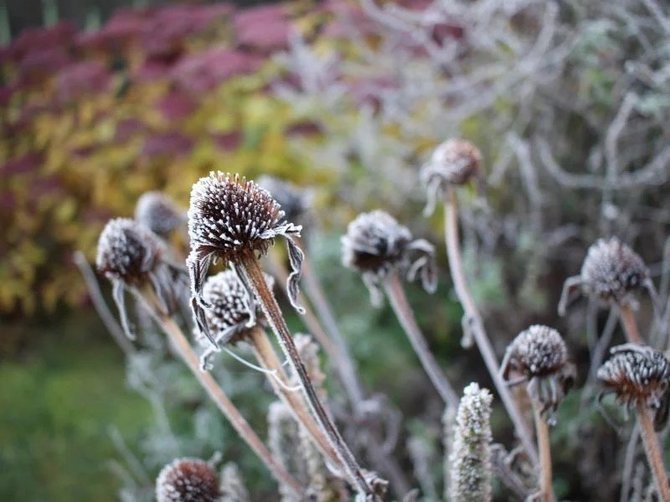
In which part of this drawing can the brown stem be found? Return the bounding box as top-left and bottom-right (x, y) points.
(443, 189), (539, 466)
(637, 402), (670, 501)
(384, 272), (459, 409)
(240, 253), (375, 498)
(619, 304), (644, 344)
(143, 291), (304, 498)
(248, 326), (342, 468)
(533, 405), (554, 502)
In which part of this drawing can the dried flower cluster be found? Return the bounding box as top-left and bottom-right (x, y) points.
(156, 457), (221, 502)
(341, 210), (436, 305)
(597, 344), (670, 431)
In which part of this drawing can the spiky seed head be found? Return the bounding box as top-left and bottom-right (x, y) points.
(580, 237), (649, 306)
(504, 325), (568, 378)
(449, 383), (493, 502)
(341, 210), (412, 276)
(421, 139), (482, 186)
(96, 218), (162, 286)
(257, 175), (309, 226)
(188, 172), (290, 262)
(156, 458), (221, 502)
(597, 344), (670, 429)
(135, 191), (184, 237)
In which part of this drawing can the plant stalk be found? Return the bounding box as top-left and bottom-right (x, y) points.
(248, 325), (342, 469)
(636, 402), (670, 502)
(384, 271), (459, 409)
(619, 304), (643, 344)
(240, 252), (375, 498)
(533, 405), (554, 502)
(443, 188), (539, 466)
(144, 290), (304, 498)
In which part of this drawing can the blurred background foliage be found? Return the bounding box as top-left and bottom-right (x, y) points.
(2, 0), (670, 500)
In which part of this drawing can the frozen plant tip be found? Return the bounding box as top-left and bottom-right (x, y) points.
(420, 138), (483, 216)
(96, 218), (185, 339)
(135, 191), (185, 238)
(156, 457), (220, 502)
(188, 172), (304, 347)
(341, 210), (436, 306)
(449, 383), (493, 502)
(501, 325), (575, 419)
(220, 463), (249, 502)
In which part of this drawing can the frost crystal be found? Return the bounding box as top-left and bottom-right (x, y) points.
(156, 457), (221, 502)
(449, 383), (493, 502)
(341, 210), (437, 305)
(598, 344), (670, 430)
(135, 191), (184, 237)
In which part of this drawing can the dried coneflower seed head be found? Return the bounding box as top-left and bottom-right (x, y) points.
(580, 238), (649, 306)
(421, 139), (483, 215)
(597, 344), (670, 430)
(257, 175), (309, 227)
(135, 191), (184, 238)
(501, 325), (574, 419)
(187, 172), (304, 346)
(156, 458), (221, 502)
(341, 210), (437, 305)
(96, 218), (161, 286)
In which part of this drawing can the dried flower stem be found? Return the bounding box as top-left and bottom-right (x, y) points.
(384, 271), (459, 409)
(143, 289), (304, 498)
(636, 402), (670, 501)
(239, 252), (375, 498)
(248, 325), (342, 468)
(443, 188), (539, 466)
(619, 304), (643, 344)
(533, 405), (554, 502)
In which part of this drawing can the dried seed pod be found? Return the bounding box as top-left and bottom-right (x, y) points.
(501, 325), (575, 419)
(135, 191), (184, 238)
(421, 139), (483, 215)
(559, 237), (654, 315)
(257, 175), (311, 229)
(187, 172), (304, 346)
(96, 218), (186, 339)
(597, 344), (670, 430)
(156, 457), (221, 502)
(341, 210), (437, 305)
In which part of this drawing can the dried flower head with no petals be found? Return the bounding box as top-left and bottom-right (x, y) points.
(257, 175), (311, 229)
(156, 457), (221, 502)
(501, 325), (575, 420)
(135, 191), (185, 238)
(96, 218), (186, 339)
(341, 210), (437, 306)
(187, 172), (304, 347)
(597, 344), (670, 431)
(559, 237), (654, 316)
(421, 139), (483, 215)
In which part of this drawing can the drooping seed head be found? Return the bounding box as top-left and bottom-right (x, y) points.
(257, 175), (310, 227)
(135, 191), (184, 238)
(96, 218), (162, 286)
(341, 210), (436, 304)
(421, 139), (483, 215)
(156, 457), (221, 502)
(597, 344), (670, 430)
(579, 237), (649, 306)
(501, 325), (574, 419)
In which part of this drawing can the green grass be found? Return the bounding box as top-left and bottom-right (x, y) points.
(0, 314), (151, 501)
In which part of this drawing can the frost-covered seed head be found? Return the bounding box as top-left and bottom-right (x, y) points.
(504, 325), (568, 378)
(135, 191), (184, 237)
(96, 218), (162, 285)
(597, 344), (670, 429)
(188, 173), (285, 261)
(257, 175), (309, 227)
(580, 237), (649, 306)
(449, 383), (493, 502)
(156, 458), (221, 502)
(342, 210), (412, 275)
(421, 139), (482, 186)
